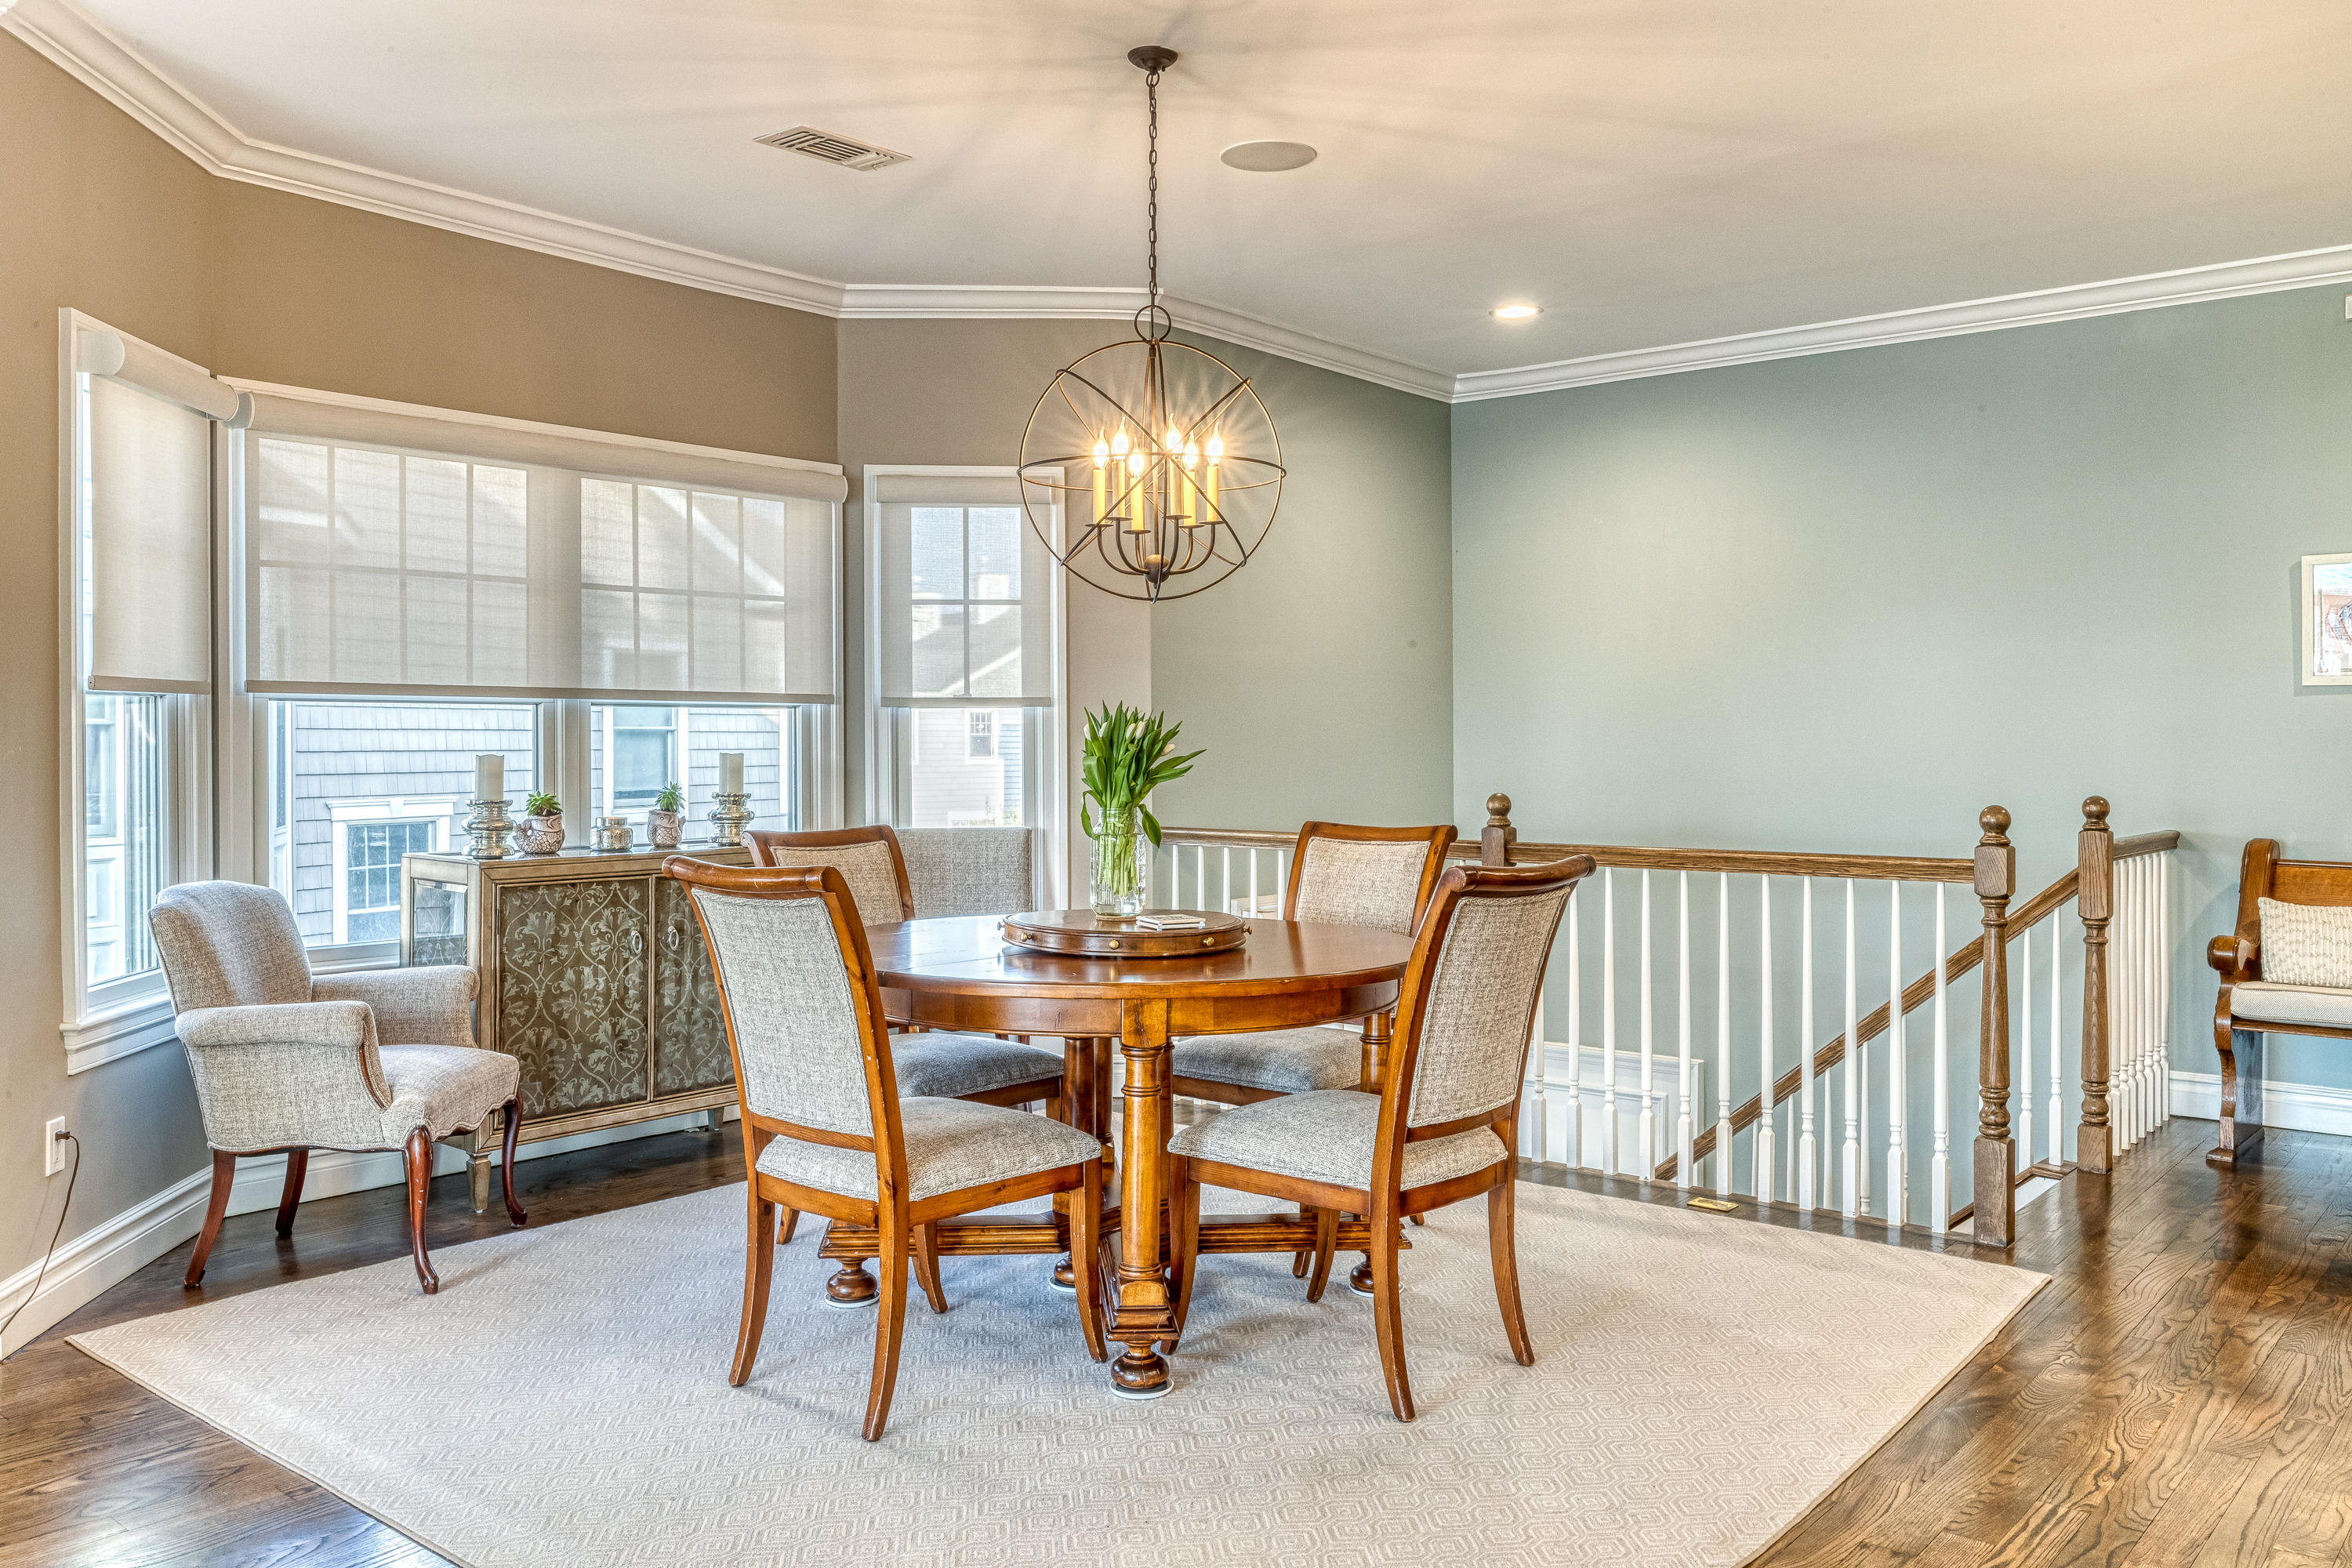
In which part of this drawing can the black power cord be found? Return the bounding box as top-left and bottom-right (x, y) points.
(1, 1130), (82, 1359)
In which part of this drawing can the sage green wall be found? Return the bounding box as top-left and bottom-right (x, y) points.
(1149, 340), (1454, 833)
(1451, 283), (2352, 1089)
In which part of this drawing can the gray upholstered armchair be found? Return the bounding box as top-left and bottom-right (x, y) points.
(150, 881), (527, 1294)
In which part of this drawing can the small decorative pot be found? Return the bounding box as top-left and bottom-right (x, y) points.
(1089, 807), (1149, 918)
(592, 815), (633, 851)
(646, 809), (684, 849)
(516, 811), (565, 854)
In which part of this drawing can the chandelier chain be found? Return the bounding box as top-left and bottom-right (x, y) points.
(1145, 67), (1160, 316)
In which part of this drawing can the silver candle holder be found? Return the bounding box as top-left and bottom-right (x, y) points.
(708, 791), (753, 848)
(465, 798), (516, 859)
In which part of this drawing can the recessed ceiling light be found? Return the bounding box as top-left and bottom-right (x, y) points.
(1221, 140), (1318, 172)
(1492, 304), (1541, 321)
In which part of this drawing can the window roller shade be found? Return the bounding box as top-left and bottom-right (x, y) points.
(875, 474), (1055, 708)
(246, 418), (840, 704)
(85, 361), (219, 695)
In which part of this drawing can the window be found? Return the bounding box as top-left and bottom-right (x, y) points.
(590, 703), (798, 831)
(61, 312), (223, 1047)
(267, 700), (532, 951)
(608, 706), (677, 807)
(868, 470), (1061, 870)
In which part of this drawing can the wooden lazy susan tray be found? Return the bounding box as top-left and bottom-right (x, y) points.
(1000, 909), (1249, 959)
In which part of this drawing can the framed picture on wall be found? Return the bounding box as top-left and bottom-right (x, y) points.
(2302, 554), (2352, 684)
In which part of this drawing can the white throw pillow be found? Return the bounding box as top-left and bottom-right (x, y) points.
(2256, 898), (2352, 989)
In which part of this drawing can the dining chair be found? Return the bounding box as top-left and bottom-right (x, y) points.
(149, 881), (528, 1295)
(897, 826), (1035, 916)
(1165, 855), (1592, 1422)
(1168, 822), (1457, 1105)
(665, 858), (1108, 1440)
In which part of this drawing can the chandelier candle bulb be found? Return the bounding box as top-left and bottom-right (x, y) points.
(1092, 438), (1109, 526)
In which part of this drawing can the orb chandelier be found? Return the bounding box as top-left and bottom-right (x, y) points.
(1018, 45), (1284, 604)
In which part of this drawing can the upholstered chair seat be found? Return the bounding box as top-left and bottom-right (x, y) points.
(2224, 980), (2352, 1030)
(757, 1095), (1103, 1203)
(1171, 1089), (1510, 1192)
(888, 1033), (1067, 1099)
(1167, 1027), (1363, 1096)
(150, 881), (526, 1295)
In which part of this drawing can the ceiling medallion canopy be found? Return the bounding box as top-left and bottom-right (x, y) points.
(1019, 46), (1283, 604)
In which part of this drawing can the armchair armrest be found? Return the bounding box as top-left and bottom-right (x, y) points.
(172, 1001), (395, 1152)
(2207, 935), (2258, 983)
(313, 965), (479, 1049)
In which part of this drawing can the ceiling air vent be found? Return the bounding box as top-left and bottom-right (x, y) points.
(755, 125), (911, 172)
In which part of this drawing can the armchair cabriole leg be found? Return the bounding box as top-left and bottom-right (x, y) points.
(186, 1150), (237, 1287)
(274, 1149), (308, 1238)
(404, 1127), (439, 1294)
(499, 1098), (528, 1226)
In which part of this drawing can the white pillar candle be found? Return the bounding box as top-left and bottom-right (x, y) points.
(719, 753), (744, 795)
(475, 753), (503, 802)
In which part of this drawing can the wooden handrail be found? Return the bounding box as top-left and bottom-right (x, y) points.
(1157, 826), (1974, 884)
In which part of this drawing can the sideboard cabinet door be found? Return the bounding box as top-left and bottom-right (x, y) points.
(497, 878), (652, 1117)
(653, 877), (735, 1096)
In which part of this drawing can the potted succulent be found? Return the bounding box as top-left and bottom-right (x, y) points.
(1080, 703), (1202, 917)
(517, 790), (565, 854)
(648, 781), (685, 848)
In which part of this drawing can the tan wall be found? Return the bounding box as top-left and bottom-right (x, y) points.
(0, 33), (837, 1279)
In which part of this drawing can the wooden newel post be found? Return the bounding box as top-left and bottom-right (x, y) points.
(1482, 793), (1517, 867)
(2076, 797), (2114, 1176)
(1973, 806), (2016, 1247)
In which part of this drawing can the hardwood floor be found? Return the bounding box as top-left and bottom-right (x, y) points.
(2, 1116), (2347, 1566)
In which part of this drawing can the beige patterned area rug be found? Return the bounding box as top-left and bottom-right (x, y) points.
(72, 1182), (2042, 1567)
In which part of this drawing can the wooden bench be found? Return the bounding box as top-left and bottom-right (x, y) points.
(2206, 838), (2352, 1168)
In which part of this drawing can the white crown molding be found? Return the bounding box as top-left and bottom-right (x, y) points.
(9, 0), (2347, 408)
(1450, 243), (2352, 402)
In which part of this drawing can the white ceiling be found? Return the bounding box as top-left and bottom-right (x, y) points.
(44, 0), (2352, 383)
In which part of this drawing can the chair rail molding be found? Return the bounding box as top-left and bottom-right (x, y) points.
(9, 0), (2347, 406)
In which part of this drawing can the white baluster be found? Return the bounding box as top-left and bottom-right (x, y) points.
(2158, 852), (2172, 1129)
(1528, 982), (1548, 1162)
(1930, 884), (1950, 1235)
(1678, 871), (1694, 1185)
(1247, 844), (1258, 919)
(1563, 887), (1583, 1170)
(1842, 879), (1860, 1218)
(2122, 858), (2140, 1150)
(1756, 877), (1775, 1203)
(1717, 872), (1733, 1197)
(1639, 870), (1656, 1179)
(2049, 917), (2064, 1169)
(1220, 845), (1232, 916)
(1799, 877), (1817, 1210)
(1602, 869), (1618, 1176)
(1886, 880), (1907, 1229)
(2018, 916), (2035, 1185)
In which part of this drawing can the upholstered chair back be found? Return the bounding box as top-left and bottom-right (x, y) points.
(746, 827), (911, 924)
(1287, 826), (1457, 935)
(898, 826), (1034, 916)
(151, 881), (315, 1012)
(682, 874), (886, 1138)
(1396, 866), (1581, 1129)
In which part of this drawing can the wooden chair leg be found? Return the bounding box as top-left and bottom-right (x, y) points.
(1370, 1202), (1414, 1421)
(1291, 1203), (1312, 1277)
(1073, 1157), (1108, 1363)
(1304, 1207), (1341, 1303)
(404, 1127), (439, 1295)
(274, 1149), (308, 1238)
(730, 1186), (779, 1386)
(1488, 1177), (1534, 1366)
(185, 1151), (237, 1287)
(498, 1098), (528, 1227)
(862, 1215), (913, 1441)
(913, 1222), (949, 1313)
(1168, 1156), (1202, 1345)
(778, 1207), (800, 1246)
(1409, 1213), (1426, 1226)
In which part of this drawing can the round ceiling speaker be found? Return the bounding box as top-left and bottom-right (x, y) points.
(1219, 140), (1318, 172)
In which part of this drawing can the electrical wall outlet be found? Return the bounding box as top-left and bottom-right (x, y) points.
(44, 1117), (68, 1177)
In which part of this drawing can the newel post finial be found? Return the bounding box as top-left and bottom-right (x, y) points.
(2077, 795), (2116, 1174)
(1481, 793), (1516, 866)
(1973, 804), (2017, 1248)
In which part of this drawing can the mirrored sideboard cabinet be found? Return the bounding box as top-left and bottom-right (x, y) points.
(400, 844), (754, 1149)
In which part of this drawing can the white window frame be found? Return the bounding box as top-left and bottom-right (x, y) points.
(863, 465), (1065, 903)
(57, 310), (216, 1073)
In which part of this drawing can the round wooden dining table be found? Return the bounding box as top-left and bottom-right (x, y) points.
(840, 911), (1415, 1399)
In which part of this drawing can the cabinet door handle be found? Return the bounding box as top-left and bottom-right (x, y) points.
(629, 928), (644, 955)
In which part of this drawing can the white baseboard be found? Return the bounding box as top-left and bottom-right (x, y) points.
(0, 1106), (734, 1358)
(2169, 1070), (2352, 1138)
